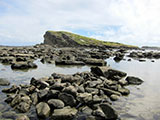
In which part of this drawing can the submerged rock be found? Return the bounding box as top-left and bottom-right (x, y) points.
(0, 78), (10, 86)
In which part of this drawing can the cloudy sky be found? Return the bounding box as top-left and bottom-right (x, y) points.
(0, 0), (160, 46)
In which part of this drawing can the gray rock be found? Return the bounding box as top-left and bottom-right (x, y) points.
(118, 87), (130, 95)
(110, 94), (120, 101)
(76, 93), (92, 104)
(85, 88), (99, 95)
(16, 102), (31, 113)
(2, 85), (20, 93)
(11, 62), (37, 69)
(16, 115), (30, 120)
(51, 106), (78, 120)
(30, 77), (49, 89)
(101, 88), (121, 96)
(48, 99), (64, 109)
(36, 102), (50, 118)
(99, 103), (118, 119)
(62, 85), (77, 97)
(81, 106), (93, 115)
(126, 76), (143, 85)
(31, 92), (38, 105)
(0, 78), (10, 86)
(91, 66), (127, 80)
(2, 111), (18, 119)
(38, 89), (49, 101)
(58, 93), (76, 107)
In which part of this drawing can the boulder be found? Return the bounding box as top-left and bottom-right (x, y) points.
(16, 115), (30, 120)
(16, 102), (31, 113)
(51, 106), (78, 120)
(76, 93), (92, 104)
(11, 62), (37, 69)
(62, 85), (77, 97)
(91, 66), (127, 80)
(58, 93), (76, 107)
(30, 77), (49, 89)
(110, 94), (120, 101)
(36, 102), (50, 118)
(99, 103), (118, 119)
(82, 58), (106, 66)
(126, 76), (143, 85)
(48, 99), (64, 109)
(0, 78), (10, 86)
(101, 88), (121, 96)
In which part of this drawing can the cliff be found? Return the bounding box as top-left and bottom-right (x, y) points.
(44, 31), (138, 48)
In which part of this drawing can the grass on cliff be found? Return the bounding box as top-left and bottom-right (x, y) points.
(47, 31), (138, 48)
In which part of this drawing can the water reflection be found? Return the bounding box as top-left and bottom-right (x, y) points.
(107, 57), (160, 120)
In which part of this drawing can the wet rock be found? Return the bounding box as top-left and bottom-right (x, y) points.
(81, 106), (93, 115)
(2, 111), (18, 119)
(16, 115), (30, 120)
(62, 85), (77, 97)
(11, 62), (37, 69)
(48, 99), (64, 109)
(61, 75), (83, 84)
(36, 102), (50, 118)
(118, 87), (130, 95)
(16, 102), (31, 113)
(139, 59), (146, 62)
(82, 58), (106, 66)
(31, 92), (38, 105)
(101, 88), (121, 96)
(91, 66), (127, 80)
(2, 85), (20, 93)
(55, 60), (85, 65)
(50, 82), (65, 90)
(30, 77), (49, 89)
(47, 90), (60, 99)
(51, 106), (78, 120)
(85, 88), (99, 95)
(10, 94), (32, 111)
(99, 103), (118, 119)
(126, 76), (144, 85)
(38, 89), (49, 101)
(110, 94), (120, 101)
(118, 79), (128, 86)
(58, 93), (76, 107)
(0, 78), (10, 86)
(76, 93), (92, 104)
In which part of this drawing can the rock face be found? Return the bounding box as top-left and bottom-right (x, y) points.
(43, 31), (138, 48)
(44, 31), (80, 47)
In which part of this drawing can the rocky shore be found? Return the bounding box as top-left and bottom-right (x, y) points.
(0, 31), (159, 120)
(2, 65), (143, 120)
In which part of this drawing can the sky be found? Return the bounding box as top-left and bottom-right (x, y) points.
(0, 0), (160, 47)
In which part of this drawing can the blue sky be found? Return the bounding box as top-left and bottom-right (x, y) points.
(0, 0), (160, 46)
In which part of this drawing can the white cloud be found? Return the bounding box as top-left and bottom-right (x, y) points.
(0, 0), (160, 46)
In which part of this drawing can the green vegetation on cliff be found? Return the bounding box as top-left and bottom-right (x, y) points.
(47, 31), (138, 48)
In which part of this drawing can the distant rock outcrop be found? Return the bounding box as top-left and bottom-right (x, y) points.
(44, 31), (138, 48)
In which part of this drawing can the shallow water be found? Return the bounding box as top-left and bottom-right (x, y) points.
(107, 57), (160, 120)
(0, 57), (160, 120)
